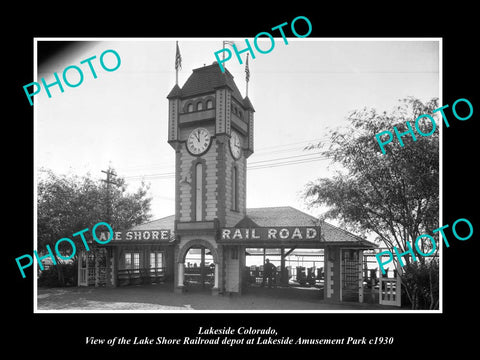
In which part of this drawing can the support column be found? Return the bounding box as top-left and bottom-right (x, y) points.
(85, 252), (89, 286)
(324, 246), (341, 302)
(77, 252), (82, 287)
(214, 263), (219, 288)
(175, 262), (185, 293)
(280, 248), (287, 286)
(324, 247), (332, 300)
(238, 245), (245, 295)
(105, 247), (111, 287)
(112, 247), (118, 287)
(358, 250), (364, 303)
(200, 247), (206, 288)
(94, 249), (100, 287)
(219, 246), (225, 294)
(335, 248), (342, 302)
(212, 263), (220, 295)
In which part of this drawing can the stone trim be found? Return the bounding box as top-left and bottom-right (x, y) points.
(176, 238), (219, 264)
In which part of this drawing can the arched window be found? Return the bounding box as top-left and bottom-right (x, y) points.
(187, 103), (194, 112)
(196, 101), (203, 111)
(195, 163), (203, 221)
(206, 99), (213, 109)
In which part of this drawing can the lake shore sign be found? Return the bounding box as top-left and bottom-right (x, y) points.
(77, 58), (385, 306)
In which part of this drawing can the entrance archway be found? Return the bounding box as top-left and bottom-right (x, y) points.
(176, 239), (219, 293)
(184, 247), (214, 289)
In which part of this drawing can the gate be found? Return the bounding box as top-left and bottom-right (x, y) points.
(379, 275), (401, 306)
(79, 268), (88, 286)
(78, 253), (89, 286)
(77, 251), (107, 286)
(341, 249), (363, 302)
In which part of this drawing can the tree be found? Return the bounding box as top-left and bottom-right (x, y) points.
(303, 97), (439, 309)
(37, 167), (152, 285)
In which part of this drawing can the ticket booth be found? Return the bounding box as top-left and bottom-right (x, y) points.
(323, 246), (367, 303)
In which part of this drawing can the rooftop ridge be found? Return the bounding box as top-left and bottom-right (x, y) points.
(179, 62), (245, 105)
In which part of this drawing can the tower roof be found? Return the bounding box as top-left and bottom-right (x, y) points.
(166, 84), (182, 99)
(170, 63), (249, 107)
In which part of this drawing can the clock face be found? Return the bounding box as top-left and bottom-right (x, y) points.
(229, 131), (242, 160)
(187, 128), (211, 155)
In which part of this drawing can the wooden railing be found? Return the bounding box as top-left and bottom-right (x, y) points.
(184, 266), (214, 286)
(117, 267), (166, 286)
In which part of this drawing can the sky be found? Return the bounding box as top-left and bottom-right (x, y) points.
(35, 38), (440, 223)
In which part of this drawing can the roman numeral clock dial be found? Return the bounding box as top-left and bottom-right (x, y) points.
(229, 130), (242, 160)
(187, 128), (211, 155)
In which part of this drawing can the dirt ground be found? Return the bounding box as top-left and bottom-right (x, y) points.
(36, 283), (399, 311)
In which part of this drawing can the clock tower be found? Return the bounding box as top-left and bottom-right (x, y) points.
(167, 62), (254, 294)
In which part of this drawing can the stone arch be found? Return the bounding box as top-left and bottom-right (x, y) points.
(183, 100), (194, 113)
(204, 95), (215, 109)
(195, 99), (204, 111)
(177, 238), (218, 264)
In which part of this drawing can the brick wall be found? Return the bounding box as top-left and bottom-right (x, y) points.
(223, 247), (240, 293)
(224, 147), (246, 227)
(177, 134), (218, 222)
(325, 259), (334, 299)
(168, 98), (179, 141)
(204, 144), (218, 221)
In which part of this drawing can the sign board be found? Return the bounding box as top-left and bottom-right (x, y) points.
(99, 229), (172, 242)
(220, 227), (321, 241)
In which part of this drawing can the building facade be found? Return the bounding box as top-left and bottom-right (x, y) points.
(78, 62), (378, 304)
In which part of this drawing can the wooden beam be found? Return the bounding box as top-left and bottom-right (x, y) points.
(283, 247), (297, 258)
(280, 248), (287, 285)
(201, 247), (205, 288)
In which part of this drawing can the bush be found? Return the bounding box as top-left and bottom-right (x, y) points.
(401, 259), (439, 309)
(38, 263), (76, 287)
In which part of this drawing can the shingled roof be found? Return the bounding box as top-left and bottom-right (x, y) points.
(238, 206), (320, 228)
(130, 215), (175, 232)
(239, 206), (375, 247)
(167, 63), (247, 106)
(129, 206), (375, 248)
